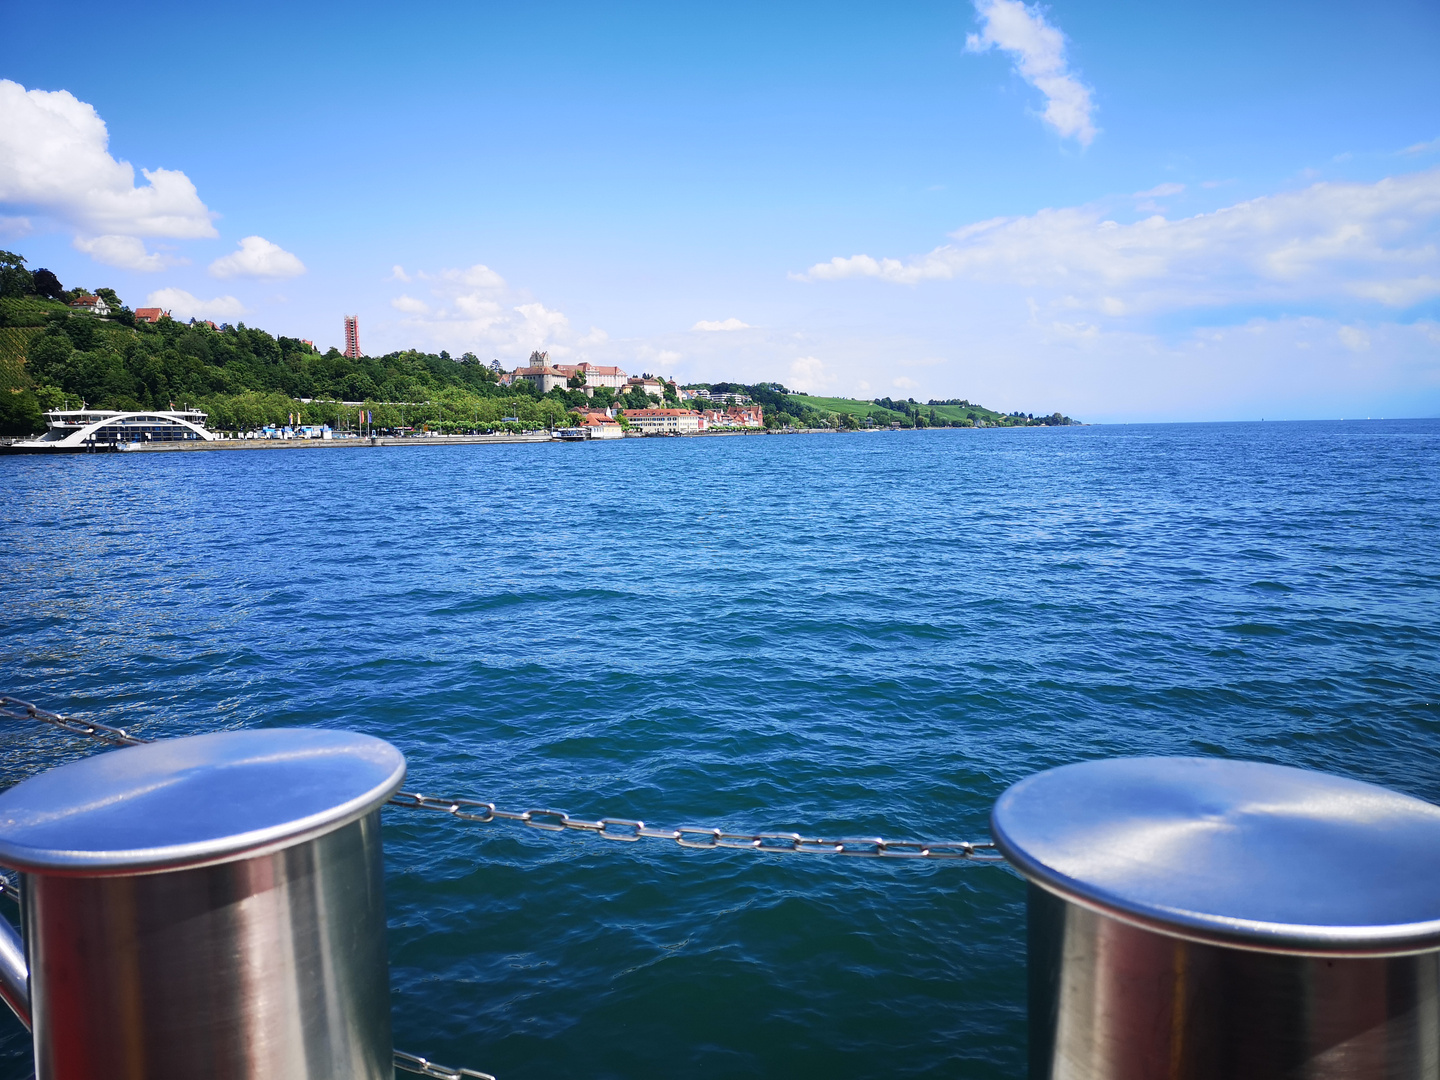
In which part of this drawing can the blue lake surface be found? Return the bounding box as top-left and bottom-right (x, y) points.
(2, 420), (1438, 1078)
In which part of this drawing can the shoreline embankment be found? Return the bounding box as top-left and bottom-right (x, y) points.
(0, 429), (798, 455)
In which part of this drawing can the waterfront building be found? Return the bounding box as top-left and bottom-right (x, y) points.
(5, 409), (218, 452)
(68, 294), (111, 316)
(134, 307), (169, 324)
(582, 411), (624, 438)
(700, 405), (763, 429)
(344, 316), (361, 359)
(621, 408), (701, 434)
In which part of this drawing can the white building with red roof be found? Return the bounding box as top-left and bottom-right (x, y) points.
(621, 407), (701, 434)
(68, 294), (110, 316)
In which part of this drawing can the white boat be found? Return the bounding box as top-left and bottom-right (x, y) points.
(3, 409), (219, 453)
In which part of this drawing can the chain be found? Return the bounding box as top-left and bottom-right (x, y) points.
(387, 791), (1005, 862)
(1, 694), (1003, 864)
(393, 1050), (497, 1079)
(0, 696), (151, 748)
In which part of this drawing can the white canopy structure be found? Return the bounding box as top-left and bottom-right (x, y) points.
(7, 410), (218, 452)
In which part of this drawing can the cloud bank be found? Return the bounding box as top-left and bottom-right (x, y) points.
(145, 288), (245, 321)
(0, 79), (216, 269)
(798, 169), (1440, 315)
(209, 236), (306, 278)
(381, 263), (603, 359)
(692, 317), (752, 331)
(966, 0), (1097, 146)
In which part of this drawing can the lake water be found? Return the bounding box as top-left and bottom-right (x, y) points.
(2, 420), (1438, 1078)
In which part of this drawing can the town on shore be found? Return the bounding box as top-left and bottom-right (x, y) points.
(0, 254), (1079, 447)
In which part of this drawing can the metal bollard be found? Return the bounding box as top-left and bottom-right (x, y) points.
(0, 728), (406, 1080)
(992, 757), (1440, 1080)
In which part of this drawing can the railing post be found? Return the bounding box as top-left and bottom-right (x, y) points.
(992, 757), (1440, 1080)
(0, 728), (406, 1080)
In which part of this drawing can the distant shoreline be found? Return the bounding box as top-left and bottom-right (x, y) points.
(0, 425), (961, 456)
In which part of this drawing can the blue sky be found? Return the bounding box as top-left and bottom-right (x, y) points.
(2, 0), (1438, 420)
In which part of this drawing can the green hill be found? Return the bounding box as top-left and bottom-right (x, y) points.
(789, 393), (1076, 428)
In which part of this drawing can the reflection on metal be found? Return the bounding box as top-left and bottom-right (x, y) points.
(1027, 885), (1440, 1080)
(995, 757), (1440, 1079)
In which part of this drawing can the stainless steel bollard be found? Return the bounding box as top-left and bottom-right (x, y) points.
(0, 728), (406, 1080)
(992, 757), (1440, 1080)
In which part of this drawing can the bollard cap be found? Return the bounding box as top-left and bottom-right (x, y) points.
(0, 728), (406, 876)
(992, 757), (1440, 955)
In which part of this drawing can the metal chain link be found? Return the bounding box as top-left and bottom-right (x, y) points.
(387, 791), (1005, 862)
(0, 696), (151, 748)
(393, 1050), (497, 1079)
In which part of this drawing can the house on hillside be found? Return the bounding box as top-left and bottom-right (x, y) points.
(512, 364), (570, 394)
(623, 377), (667, 401)
(134, 308), (170, 324)
(551, 362), (627, 391)
(68, 295), (111, 316)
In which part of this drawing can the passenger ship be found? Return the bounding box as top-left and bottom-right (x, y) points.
(2, 409), (219, 453)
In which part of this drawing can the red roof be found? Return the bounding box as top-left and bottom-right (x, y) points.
(134, 307), (168, 322)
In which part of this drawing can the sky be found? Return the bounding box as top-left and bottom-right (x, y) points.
(1, 0), (1438, 421)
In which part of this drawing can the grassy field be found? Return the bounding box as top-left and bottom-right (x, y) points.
(789, 394), (888, 417)
(789, 393), (1007, 424)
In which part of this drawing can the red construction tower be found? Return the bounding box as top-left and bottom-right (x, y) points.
(344, 316), (361, 359)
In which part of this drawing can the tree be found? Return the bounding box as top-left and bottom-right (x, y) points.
(0, 251), (33, 299)
(32, 269), (63, 300)
(621, 386), (653, 410)
(567, 369), (587, 388)
(0, 389), (44, 436)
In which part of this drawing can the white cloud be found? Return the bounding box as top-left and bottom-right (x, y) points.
(208, 236), (306, 279)
(72, 234), (175, 271)
(692, 317), (752, 331)
(389, 265), (411, 282)
(789, 355), (834, 392)
(0, 215), (32, 238)
(428, 263), (507, 289)
(0, 79), (216, 266)
(1401, 137), (1440, 156)
(381, 261), (603, 359)
(798, 168), (1440, 315)
(145, 288), (244, 321)
(1135, 183), (1185, 198)
(1338, 325), (1370, 351)
(391, 294), (430, 315)
(965, 0), (1097, 146)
